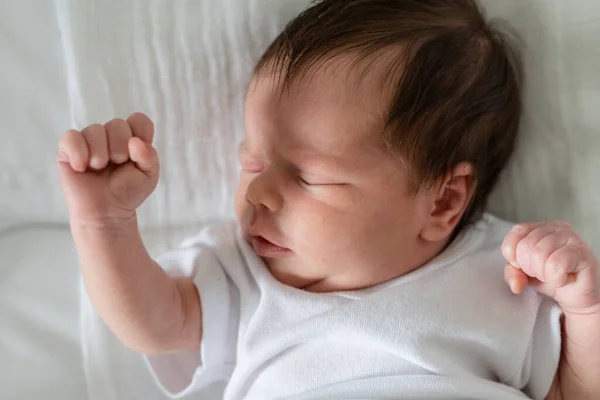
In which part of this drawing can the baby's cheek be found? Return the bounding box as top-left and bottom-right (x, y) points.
(234, 181), (249, 223)
(297, 201), (351, 245)
(304, 185), (360, 212)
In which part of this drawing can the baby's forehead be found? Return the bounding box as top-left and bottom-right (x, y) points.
(253, 59), (390, 118)
(244, 53), (399, 154)
(248, 51), (400, 115)
(245, 54), (406, 152)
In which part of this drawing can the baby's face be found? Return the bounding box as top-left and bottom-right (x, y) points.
(235, 62), (437, 292)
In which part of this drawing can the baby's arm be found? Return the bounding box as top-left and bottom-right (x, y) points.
(547, 309), (600, 399)
(502, 222), (600, 399)
(57, 113), (201, 354)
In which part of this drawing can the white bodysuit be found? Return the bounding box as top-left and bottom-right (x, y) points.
(146, 214), (562, 399)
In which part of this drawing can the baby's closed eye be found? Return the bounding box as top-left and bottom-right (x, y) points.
(297, 173), (346, 187)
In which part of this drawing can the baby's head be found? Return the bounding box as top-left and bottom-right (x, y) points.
(235, 0), (522, 292)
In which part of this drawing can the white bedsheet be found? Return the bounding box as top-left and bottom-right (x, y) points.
(0, 1), (81, 398)
(0, 226), (86, 400)
(0, 0), (71, 230)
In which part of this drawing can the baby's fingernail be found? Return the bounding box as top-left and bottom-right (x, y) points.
(89, 157), (102, 169)
(509, 279), (519, 294)
(113, 154), (128, 164)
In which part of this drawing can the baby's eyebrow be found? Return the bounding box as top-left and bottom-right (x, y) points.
(296, 153), (351, 174)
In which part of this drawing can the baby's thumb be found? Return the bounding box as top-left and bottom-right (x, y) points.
(109, 138), (159, 210)
(504, 264), (528, 294)
(128, 137), (159, 178)
(504, 263), (558, 298)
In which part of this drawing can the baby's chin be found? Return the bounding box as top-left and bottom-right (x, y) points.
(266, 257), (321, 290)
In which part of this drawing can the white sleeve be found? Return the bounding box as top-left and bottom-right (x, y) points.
(520, 295), (563, 400)
(145, 234), (240, 399)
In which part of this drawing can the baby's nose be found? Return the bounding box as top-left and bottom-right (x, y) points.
(245, 166), (284, 212)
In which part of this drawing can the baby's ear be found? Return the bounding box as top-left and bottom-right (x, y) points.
(420, 162), (475, 242)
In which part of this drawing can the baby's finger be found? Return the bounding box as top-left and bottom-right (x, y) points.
(522, 231), (569, 281)
(502, 222), (546, 267)
(514, 224), (556, 271)
(128, 137), (159, 178)
(126, 112), (154, 145)
(544, 244), (587, 287)
(82, 124), (109, 170)
(105, 118), (133, 164)
(504, 263), (562, 297)
(504, 264), (529, 294)
(57, 129), (89, 172)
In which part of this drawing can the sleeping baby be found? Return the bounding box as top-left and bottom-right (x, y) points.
(57, 0), (600, 398)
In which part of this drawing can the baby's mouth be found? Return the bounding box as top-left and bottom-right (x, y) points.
(250, 235), (293, 258)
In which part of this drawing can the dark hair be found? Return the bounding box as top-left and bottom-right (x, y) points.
(254, 0), (523, 233)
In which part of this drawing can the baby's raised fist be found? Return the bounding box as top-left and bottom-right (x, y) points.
(57, 113), (160, 226)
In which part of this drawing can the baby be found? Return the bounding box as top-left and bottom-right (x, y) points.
(57, 0), (600, 399)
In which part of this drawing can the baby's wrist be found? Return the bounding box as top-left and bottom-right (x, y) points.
(70, 213), (142, 250)
(562, 302), (600, 318)
(70, 212), (148, 274)
(70, 213), (138, 232)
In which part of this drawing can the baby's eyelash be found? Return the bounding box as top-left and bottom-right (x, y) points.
(298, 176), (315, 186)
(298, 175), (343, 187)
